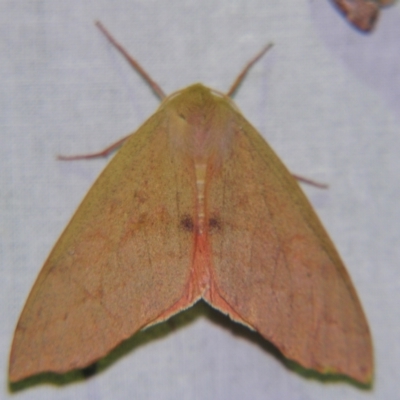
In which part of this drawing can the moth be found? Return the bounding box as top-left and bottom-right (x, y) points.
(9, 22), (373, 384)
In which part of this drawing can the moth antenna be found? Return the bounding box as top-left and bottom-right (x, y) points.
(95, 21), (166, 100)
(227, 43), (273, 98)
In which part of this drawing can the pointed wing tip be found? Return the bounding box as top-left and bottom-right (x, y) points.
(353, 366), (374, 386)
(8, 364), (28, 384)
(8, 356), (35, 384)
(320, 362), (373, 386)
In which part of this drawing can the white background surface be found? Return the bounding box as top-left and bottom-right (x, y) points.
(2, 1), (400, 399)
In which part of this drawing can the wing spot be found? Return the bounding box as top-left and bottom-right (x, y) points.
(180, 215), (195, 232)
(208, 216), (222, 233)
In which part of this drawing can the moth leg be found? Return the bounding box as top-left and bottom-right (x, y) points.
(57, 135), (130, 160)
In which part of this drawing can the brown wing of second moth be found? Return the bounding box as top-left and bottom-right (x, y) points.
(332, 0), (396, 32)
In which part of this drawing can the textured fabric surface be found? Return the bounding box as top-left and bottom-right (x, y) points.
(2, 1), (400, 399)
